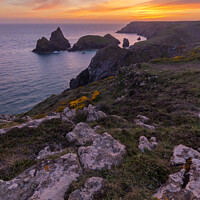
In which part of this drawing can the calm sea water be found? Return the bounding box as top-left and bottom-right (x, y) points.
(0, 24), (145, 115)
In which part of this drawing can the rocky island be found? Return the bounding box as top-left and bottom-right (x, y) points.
(1, 21), (200, 200)
(69, 34), (120, 51)
(33, 27), (71, 53)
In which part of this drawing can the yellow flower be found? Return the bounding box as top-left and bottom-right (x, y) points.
(91, 90), (100, 101)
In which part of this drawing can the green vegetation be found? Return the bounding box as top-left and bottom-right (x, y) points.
(0, 119), (74, 181)
(1, 51), (200, 199)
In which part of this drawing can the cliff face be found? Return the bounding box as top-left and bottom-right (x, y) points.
(118, 21), (200, 45)
(69, 43), (189, 89)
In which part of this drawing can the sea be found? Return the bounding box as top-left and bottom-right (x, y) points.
(0, 24), (146, 115)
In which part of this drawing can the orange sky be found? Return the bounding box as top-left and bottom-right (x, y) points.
(0, 0), (200, 23)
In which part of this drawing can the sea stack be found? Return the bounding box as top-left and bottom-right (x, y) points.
(123, 38), (129, 47)
(33, 37), (55, 53)
(50, 27), (71, 51)
(33, 27), (70, 53)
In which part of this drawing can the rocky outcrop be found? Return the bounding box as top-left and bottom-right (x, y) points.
(0, 153), (82, 200)
(66, 122), (126, 170)
(50, 27), (71, 51)
(171, 144), (200, 165)
(123, 38), (129, 47)
(66, 122), (97, 146)
(33, 27), (70, 53)
(154, 145), (200, 200)
(78, 132), (126, 170)
(84, 104), (107, 122)
(0, 113), (60, 135)
(69, 35), (120, 51)
(138, 136), (158, 153)
(68, 177), (105, 200)
(104, 34), (120, 44)
(69, 43), (187, 89)
(135, 115), (156, 130)
(70, 45), (133, 89)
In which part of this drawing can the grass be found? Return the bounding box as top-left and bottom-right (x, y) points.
(0, 118), (74, 181)
(1, 56), (200, 199)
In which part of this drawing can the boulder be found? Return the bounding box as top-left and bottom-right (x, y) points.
(137, 37), (141, 41)
(61, 107), (76, 121)
(104, 34), (120, 44)
(138, 136), (158, 153)
(78, 132), (126, 170)
(70, 35), (120, 51)
(68, 177), (105, 200)
(123, 38), (129, 47)
(171, 144), (200, 165)
(0, 153), (82, 200)
(154, 145), (200, 200)
(50, 27), (71, 51)
(66, 122), (97, 146)
(135, 115), (156, 130)
(85, 104), (107, 122)
(33, 37), (55, 53)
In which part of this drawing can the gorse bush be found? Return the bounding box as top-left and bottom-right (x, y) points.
(69, 90), (100, 111)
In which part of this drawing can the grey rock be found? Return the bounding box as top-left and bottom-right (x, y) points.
(66, 122), (97, 146)
(154, 145), (200, 200)
(0, 153), (82, 200)
(86, 104), (106, 122)
(0, 114), (60, 135)
(78, 132), (126, 170)
(171, 144), (200, 165)
(68, 177), (105, 200)
(36, 146), (65, 160)
(135, 115), (156, 130)
(138, 136), (158, 153)
(135, 119), (156, 130)
(136, 115), (149, 123)
(62, 107), (76, 121)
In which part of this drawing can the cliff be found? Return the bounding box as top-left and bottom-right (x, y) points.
(118, 21), (200, 45)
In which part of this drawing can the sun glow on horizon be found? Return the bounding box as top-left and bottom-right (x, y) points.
(0, 0), (200, 23)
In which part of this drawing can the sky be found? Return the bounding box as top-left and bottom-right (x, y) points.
(0, 0), (200, 23)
